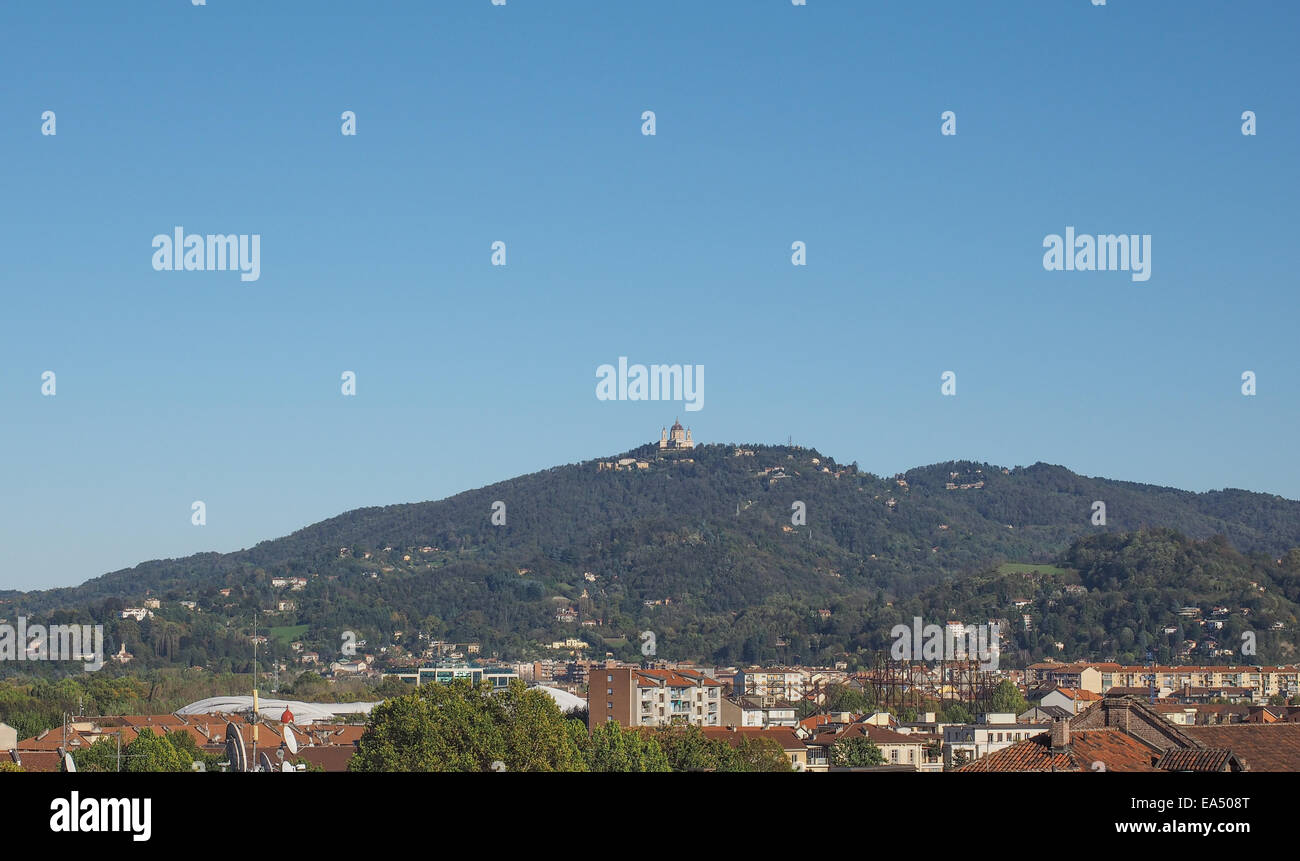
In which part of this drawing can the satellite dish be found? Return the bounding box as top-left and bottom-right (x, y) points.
(63, 753), (76, 773)
(281, 761), (295, 772)
(224, 722), (247, 773)
(259, 752), (273, 773)
(283, 726), (299, 756)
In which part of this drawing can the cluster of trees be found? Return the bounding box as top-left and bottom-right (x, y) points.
(71, 728), (222, 773)
(350, 680), (791, 772)
(0, 675), (147, 740)
(0, 669), (385, 743)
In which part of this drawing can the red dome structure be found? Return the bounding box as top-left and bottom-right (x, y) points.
(281, 707), (294, 724)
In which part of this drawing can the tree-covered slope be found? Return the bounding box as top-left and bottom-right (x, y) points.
(6, 443), (1300, 672)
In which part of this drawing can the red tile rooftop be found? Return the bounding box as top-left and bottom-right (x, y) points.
(958, 728), (1164, 773)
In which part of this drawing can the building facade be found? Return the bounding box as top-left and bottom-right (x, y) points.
(589, 667), (723, 729)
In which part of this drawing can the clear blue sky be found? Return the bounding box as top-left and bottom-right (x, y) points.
(3, 1), (1297, 590)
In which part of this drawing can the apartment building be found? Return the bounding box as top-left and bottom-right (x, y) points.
(1028, 662), (1300, 702)
(589, 667), (723, 730)
(718, 695), (798, 728)
(1024, 662), (1115, 693)
(806, 723), (936, 772)
(384, 664), (518, 690)
(944, 715), (1050, 768)
(1099, 666), (1299, 701)
(733, 668), (805, 701)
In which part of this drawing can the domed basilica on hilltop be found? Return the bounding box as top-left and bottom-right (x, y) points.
(658, 419), (694, 450)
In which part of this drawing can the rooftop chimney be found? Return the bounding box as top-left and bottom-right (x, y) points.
(1050, 717), (1071, 753)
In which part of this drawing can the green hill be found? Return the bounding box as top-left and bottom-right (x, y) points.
(6, 443), (1300, 674)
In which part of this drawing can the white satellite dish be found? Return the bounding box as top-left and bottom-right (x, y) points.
(63, 753), (76, 773)
(280, 761), (295, 773)
(283, 726), (299, 756)
(224, 722), (247, 773)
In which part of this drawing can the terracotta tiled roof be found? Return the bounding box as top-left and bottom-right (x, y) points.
(7, 750), (63, 772)
(1156, 749), (1237, 772)
(16, 730), (90, 751)
(1049, 687), (1102, 702)
(309, 725), (366, 746)
(958, 729), (1163, 772)
(701, 727), (804, 752)
(79, 726), (140, 747)
(636, 669), (723, 688)
(293, 746), (356, 772)
(798, 714), (853, 732)
(834, 724), (922, 746)
(1182, 724), (1300, 771)
(122, 714), (187, 728)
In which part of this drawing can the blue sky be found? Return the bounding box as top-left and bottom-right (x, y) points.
(2, 1), (1297, 590)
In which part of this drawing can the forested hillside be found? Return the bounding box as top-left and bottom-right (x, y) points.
(5, 444), (1299, 674)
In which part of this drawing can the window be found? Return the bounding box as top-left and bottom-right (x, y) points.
(607, 674), (613, 682)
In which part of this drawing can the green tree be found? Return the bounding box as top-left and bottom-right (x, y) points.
(124, 729), (190, 772)
(350, 679), (584, 772)
(73, 737), (122, 773)
(730, 736), (794, 772)
(830, 735), (885, 768)
(370, 676), (413, 700)
(165, 728), (222, 771)
(988, 680), (1028, 715)
(655, 725), (732, 772)
(584, 720), (671, 772)
(495, 681), (587, 772)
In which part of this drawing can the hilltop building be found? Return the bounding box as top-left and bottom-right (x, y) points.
(659, 419), (694, 450)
